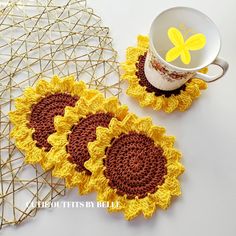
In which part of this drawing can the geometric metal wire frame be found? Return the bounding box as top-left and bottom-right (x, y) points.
(0, 0), (121, 229)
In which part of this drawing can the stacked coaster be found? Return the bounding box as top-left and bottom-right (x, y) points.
(9, 75), (184, 220)
(46, 90), (128, 194)
(85, 113), (184, 220)
(9, 75), (85, 167)
(121, 35), (208, 113)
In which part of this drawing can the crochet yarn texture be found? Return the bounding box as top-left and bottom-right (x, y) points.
(104, 132), (167, 199)
(67, 113), (113, 175)
(29, 93), (79, 152)
(9, 75), (86, 169)
(121, 35), (208, 113)
(85, 113), (184, 220)
(46, 91), (128, 194)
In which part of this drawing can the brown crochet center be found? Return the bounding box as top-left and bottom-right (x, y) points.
(136, 53), (186, 97)
(104, 132), (167, 199)
(29, 93), (79, 152)
(67, 113), (113, 174)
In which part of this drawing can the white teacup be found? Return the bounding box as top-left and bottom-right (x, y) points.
(144, 7), (229, 91)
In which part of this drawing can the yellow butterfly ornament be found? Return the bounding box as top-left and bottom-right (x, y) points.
(165, 27), (206, 65)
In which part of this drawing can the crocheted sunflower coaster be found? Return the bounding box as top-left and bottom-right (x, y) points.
(85, 113), (184, 220)
(121, 35), (208, 113)
(9, 75), (86, 168)
(46, 92), (128, 194)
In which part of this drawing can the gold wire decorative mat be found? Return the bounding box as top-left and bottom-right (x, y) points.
(0, 0), (121, 229)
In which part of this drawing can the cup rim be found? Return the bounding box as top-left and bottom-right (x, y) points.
(149, 6), (221, 72)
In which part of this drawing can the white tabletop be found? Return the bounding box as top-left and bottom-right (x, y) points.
(4, 0), (236, 236)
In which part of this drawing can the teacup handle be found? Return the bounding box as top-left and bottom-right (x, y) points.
(195, 57), (229, 82)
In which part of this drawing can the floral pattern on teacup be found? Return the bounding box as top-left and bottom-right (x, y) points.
(149, 50), (194, 82)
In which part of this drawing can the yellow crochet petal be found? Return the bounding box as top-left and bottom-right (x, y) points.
(137, 35), (149, 49)
(77, 174), (94, 195)
(95, 126), (114, 146)
(25, 146), (45, 164)
(10, 125), (34, 150)
(99, 186), (117, 202)
(71, 99), (91, 117)
(134, 117), (152, 133)
(52, 161), (75, 178)
(148, 125), (166, 141)
(40, 157), (54, 171)
(84, 93), (106, 112)
(126, 83), (146, 99)
(80, 88), (100, 100)
(50, 75), (65, 92)
(124, 199), (143, 220)
(191, 78), (208, 90)
(162, 177), (182, 196)
(53, 115), (76, 133)
(126, 47), (141, 63)
(103, 97), (129, 120)
(107, 194), (127, 212)
(141, 199), (157, 219)
(152, 96), (164, 110)
(65, 171), (81, 187)
(158, 135), (175, 149)
(59, 75), (78, 93)
(177, 91), (193, 111)
(91, 164), (108, 189)
(103, 96), (120, 112)
(163, 96), (179, 113)
(64, 106), (81, 122)
(185, 82), (200, 99)
(23, 87), (42, 105)
(14, 98), (31, 111)
(151, 188), (171, 209)
(71, 80), (87, 96)
(47, 132), (68, 147)
(167, 162), (185, 178)
(67, 171), (89, 189)
(87, 142), (106, 164)
(164, 148), (182, 162)
(86, 113), (184, 220)
(140, 92), (156, 107)
(120, 64), (136, 78)
(124, 197), (157, 220)
(35, 79), (53, 95)
(51, 75), (61, 86)
(117, 113), (138, 132)
(10, 125), (30, 144)
(47, 147), (69, 167)
(51, 75), (82, 94)
(8, 110), (27, 125)
(62, 168), (93, 194)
